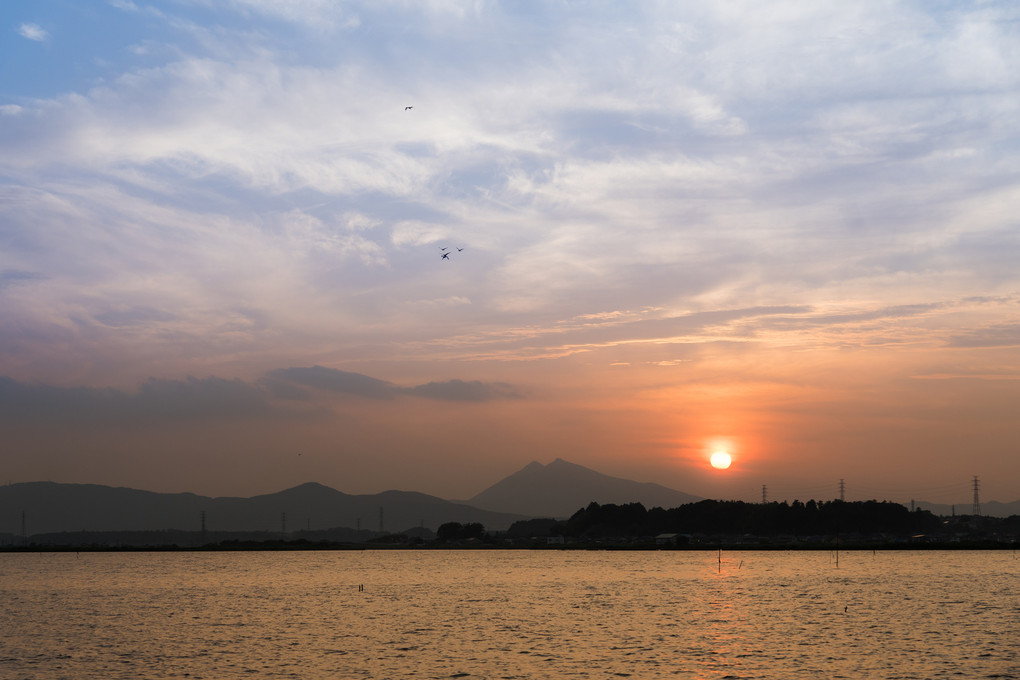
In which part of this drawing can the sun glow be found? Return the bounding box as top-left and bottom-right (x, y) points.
(710, 451), (732, 470)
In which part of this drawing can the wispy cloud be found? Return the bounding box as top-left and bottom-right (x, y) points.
(17, 23), (48, 42)
(947, 323), (1020, 348)
(221, 0), (362, 30)
(265, 365), (522, 402)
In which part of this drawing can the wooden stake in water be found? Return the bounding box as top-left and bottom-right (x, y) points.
(718, 547), (721, 573)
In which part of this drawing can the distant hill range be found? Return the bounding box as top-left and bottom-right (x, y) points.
(3, 459), (1016, 539)
(462, 458), (703, 519)
(0, 481), (528, 537)
(914, 499), (1020, 518)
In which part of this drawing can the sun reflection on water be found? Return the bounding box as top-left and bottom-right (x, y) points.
(0, 550), (1016, 679)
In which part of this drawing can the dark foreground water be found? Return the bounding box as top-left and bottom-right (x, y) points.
(1, 549), (1018, 679)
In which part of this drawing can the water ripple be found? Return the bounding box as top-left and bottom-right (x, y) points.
(1, 550), (1018, 678)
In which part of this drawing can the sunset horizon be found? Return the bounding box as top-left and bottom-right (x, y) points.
(3, 2), (1018, 508)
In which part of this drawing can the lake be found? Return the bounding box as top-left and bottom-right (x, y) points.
(1, 549), (1017, 679)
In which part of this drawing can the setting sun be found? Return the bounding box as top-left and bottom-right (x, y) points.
(710, 451), (732, 470)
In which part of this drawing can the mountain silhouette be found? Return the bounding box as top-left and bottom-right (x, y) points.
(0, 481), (528, 536)
(912, 499), (1020, 518)
(464, 458), (703, 518)
(7, 465), (1014, 540)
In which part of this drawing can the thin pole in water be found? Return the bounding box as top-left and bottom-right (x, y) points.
(718, 547), (721, 573)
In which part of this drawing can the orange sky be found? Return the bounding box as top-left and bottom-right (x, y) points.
(2, 2), (1018, 506)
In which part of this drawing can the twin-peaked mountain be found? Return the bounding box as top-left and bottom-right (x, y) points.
(463, 458), (702, 518)
(0, 459), (701, 536)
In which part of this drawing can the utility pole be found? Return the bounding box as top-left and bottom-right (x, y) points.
(972, 476), (980, 516)
(201, 510), (207, 544)
(839, 478), (846, 502)
(762, 484), (767, 503)
(281, 512), (287, 535)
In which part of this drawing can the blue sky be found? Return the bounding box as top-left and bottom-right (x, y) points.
(2, 1), (1019, 504)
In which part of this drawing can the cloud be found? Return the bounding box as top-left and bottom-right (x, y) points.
(408, 379), (522, 402)
(265, 365), (524, 403)
(222, 0), (361, 30)
(263, 366), (399, 400)
(0, 270), (47, 290)
(92, 304), (178, 328)
(425, 306), (815, 363)
(947, 323), (1020, 349)
(1, 1), (1018, 385)
(133, 376), (272, 418)
(17, 23), (48, 42)
(0, 366), (525, 426)
(276, 210), (388, 266)
(0, 375), (271, 424)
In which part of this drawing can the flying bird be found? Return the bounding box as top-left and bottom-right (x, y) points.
(457, 247), (464, 252)
(441, 252), (450, 260)
(405, 106), (413, 110)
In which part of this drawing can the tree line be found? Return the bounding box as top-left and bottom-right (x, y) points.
(503, 499), (957, 541)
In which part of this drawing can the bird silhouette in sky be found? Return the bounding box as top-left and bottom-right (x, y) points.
(439, 246), (465, 260)
(405, 106), (413, 110)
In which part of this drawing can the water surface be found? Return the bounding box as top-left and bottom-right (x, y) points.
(1, 550), (1017, 678)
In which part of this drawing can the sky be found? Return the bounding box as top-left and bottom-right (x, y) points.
(2, 1), (1019, 507)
